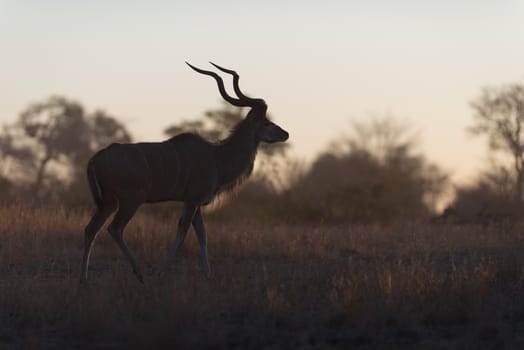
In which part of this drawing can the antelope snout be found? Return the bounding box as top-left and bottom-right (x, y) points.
(280, 128), (289, 142)
(270, 124), (289, 143)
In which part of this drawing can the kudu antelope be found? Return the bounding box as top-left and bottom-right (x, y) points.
(80, 62), (289, 283)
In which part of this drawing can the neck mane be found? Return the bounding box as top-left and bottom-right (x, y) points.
(216, 118), (259, 192)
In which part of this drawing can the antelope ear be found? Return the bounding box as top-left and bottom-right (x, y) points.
(245, 109), (256, 120)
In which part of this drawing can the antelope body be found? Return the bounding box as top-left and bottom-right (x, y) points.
(80, 62), (289, 283)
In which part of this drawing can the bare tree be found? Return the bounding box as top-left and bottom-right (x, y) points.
(470, 83), (524, 204)
(0, 96), (131, 202)
(80, 62), (289, 283)
(18, 96), (89, 191)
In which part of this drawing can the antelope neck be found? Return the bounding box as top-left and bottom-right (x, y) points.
(215, 119), (259, 187)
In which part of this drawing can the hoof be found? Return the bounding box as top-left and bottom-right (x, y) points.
(157, 266), (167, 278)
(201, 269), (212, 279)
(79, 275), (88, 285)
(134, 270), (145, 284)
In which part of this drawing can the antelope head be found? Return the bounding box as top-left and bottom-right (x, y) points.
(186, 61), (289, 144)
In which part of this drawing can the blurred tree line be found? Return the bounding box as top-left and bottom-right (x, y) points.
(215, 116), (448, 223)
(443, 83), (524, 223)
(1, 83), (523, 223)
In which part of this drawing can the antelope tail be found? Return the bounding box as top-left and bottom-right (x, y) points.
(87, 160), (103, 208)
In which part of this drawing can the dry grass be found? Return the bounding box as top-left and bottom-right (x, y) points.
(2, 204), (524, 349)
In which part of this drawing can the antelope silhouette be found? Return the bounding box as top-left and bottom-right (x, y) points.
(80, 62), (289, 283)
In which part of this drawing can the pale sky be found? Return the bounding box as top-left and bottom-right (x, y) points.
(1, 0), (523, 184)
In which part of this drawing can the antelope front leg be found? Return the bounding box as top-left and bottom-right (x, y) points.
(159, 204), (197, 275)
(192, 207), (210, 273)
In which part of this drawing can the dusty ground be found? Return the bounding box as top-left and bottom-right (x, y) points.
(1, 205), (524, 349)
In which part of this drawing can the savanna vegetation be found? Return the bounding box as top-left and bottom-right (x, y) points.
(0, 82), (524, 348)
(2, 206), (524, 348)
